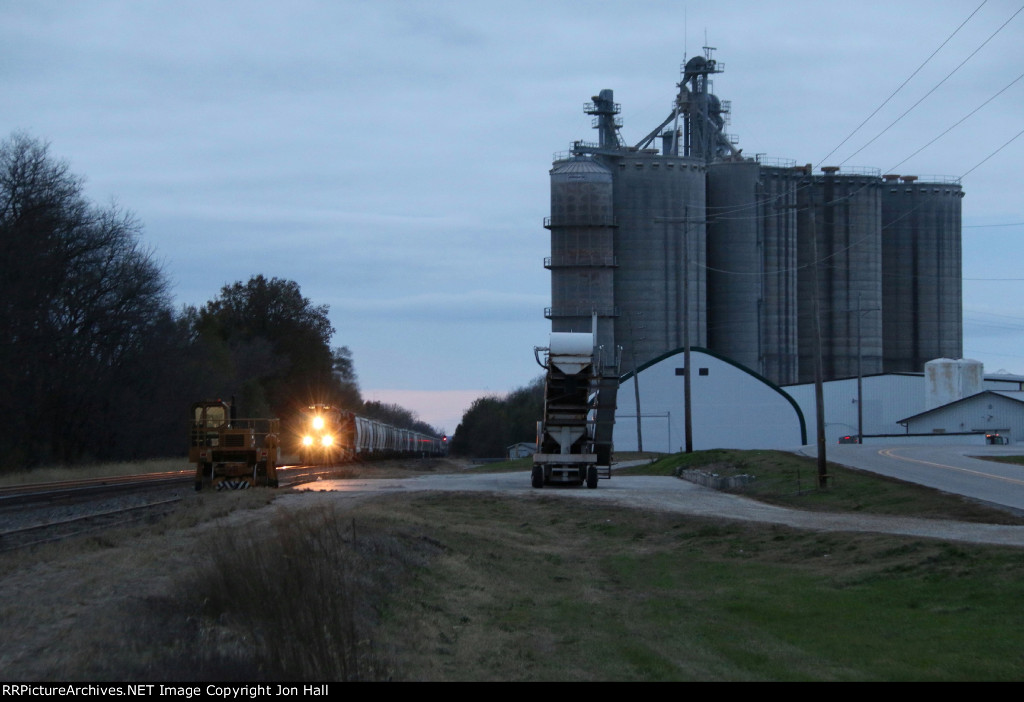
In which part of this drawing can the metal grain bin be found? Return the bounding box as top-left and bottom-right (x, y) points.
(882, 175), (964, 372)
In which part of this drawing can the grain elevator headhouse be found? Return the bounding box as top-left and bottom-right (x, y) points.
(545, 48), (963, 387)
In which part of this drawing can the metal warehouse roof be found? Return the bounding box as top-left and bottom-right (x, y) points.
(897, 390), (1024, 424)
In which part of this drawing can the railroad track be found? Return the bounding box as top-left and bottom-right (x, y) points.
(0, 496), (184, 552)
(0, 463), (357, 552)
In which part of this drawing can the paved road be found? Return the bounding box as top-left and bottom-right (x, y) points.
(801, 443), (1024, 514)
(289, 466), (1024, 547)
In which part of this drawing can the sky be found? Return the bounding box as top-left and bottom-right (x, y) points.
(2, 1), (1022, 434)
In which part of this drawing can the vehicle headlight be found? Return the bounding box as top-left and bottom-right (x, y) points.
(302, 435), (314, 447)
(321, 435), (333, 447)
(312, 416), (325, 430)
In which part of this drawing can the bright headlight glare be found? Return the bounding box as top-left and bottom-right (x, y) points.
(302, 436), (314, 446)
(312, 416), (325, 430)
(321, 435), (334, 447)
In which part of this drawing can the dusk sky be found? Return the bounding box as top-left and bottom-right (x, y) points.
(3, 1), (1022, 433)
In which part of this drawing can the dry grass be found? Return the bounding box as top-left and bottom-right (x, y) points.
(0, 490), (440, 681)
(0, 457), (189, 486)
(179, 506), (420, 680)
(6, 452), (1024, 680)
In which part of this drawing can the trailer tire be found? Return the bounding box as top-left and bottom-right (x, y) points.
(586, 465), (598, 489)
(531, 466), (544, 488)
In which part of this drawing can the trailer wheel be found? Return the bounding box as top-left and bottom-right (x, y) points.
(531, 466), (544, 488)
(586, 465), (598, 489)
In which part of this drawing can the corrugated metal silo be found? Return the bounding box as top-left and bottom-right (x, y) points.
(756, 163), (801, 385)
(706, 160), (801, 386)
(612, 151), (707, 370)
(797, 168), (883, 383)
(706, 159), (761, 373)
(881, 175), (964, 372)
(546, 156), (616, 353)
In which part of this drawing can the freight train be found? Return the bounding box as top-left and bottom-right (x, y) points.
(298, 403), (447, 464)
(189, 400), (446, 490)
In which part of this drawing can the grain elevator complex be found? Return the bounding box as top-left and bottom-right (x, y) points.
(545, 50), (964, 388)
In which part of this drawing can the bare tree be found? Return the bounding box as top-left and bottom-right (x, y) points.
(0, 133), (175, 466)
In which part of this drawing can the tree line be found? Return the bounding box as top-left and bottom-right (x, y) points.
(0, 133), (437, 470)
(449, 377), (544, 458)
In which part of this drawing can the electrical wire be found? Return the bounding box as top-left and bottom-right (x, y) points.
(817, 0), (988, 166)
(959, 126), (1024, 179)
(837, 4), (1024, 167)
(885, 70), (1024, 174)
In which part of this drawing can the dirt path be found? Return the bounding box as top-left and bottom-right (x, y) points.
(292, 471), (1024, 547)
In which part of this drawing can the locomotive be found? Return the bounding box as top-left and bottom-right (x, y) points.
(298, 403), (447, 464)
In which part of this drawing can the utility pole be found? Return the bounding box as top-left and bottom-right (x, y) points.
(683, 206), (693, 454)
(654, 209), (706, 454)
(627, 311), (645, 452)
(781, 166), (827, 486)
(807, 182), (828, 488)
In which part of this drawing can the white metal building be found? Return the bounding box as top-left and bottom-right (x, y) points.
(612, 351), (1024, 452)
(783, 360), (1024, 445)
(613, 347), (806, 453)
(898, 391), (1024, 443)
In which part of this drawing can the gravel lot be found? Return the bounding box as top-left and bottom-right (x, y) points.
(292, 470), (1024, 547)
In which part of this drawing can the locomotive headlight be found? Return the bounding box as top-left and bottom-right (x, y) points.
(302, 435), (314, 447)
(321, 435), (334, 447)
(312, 416), (325, 430)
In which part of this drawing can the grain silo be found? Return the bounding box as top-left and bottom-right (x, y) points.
(796, 167), (883, 383)
(546, 52), (964, 396)
(881, 175), (964, 372)
(754, 162), (802, 386)
(612, 150), (708, 370)
(705, 159), (801, 386)
(546, 156), (617, 354)
(706, 159), (761, 372)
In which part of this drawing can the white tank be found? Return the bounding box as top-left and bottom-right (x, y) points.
(925, 358), (983, 410)
(548, 332), (594, 375)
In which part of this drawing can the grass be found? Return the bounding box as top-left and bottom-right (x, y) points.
(971, 454), (1024, 467)
(364, 493), (1024, 681)
(615, 449), (1024, 524)
(8, 449), (1024, 680)
(0, 457), (189, 487)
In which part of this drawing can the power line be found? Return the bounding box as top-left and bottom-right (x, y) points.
(886, 70), (1024, 173)
(837, 4), (1024, 167)
(817, 0), (988, 166)
(960, 126), (1024, 179)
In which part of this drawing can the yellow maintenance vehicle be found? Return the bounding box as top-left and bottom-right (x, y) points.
(188, 400), (280, 491)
